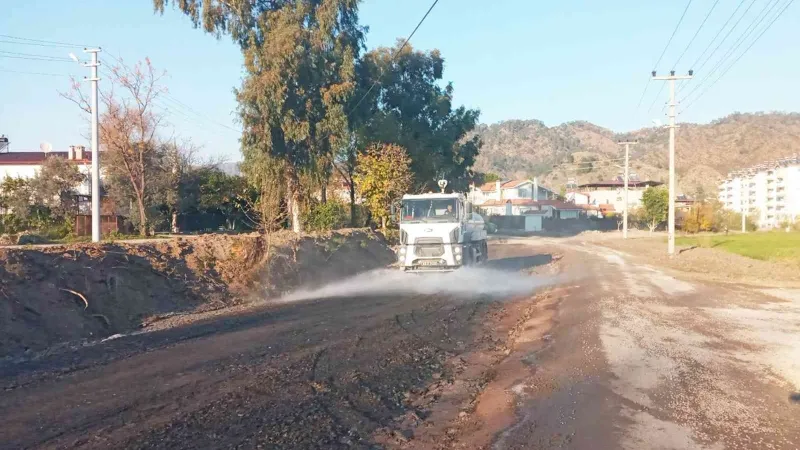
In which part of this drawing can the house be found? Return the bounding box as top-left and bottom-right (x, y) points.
(480, 198), (583, 220)
(0, 146), (93, 197)
(574, 177), (663, 214)
(468, 178), (560, 207)
(675, 195), (695, 212)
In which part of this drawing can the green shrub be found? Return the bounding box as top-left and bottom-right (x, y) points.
(303, 201), (349, 231)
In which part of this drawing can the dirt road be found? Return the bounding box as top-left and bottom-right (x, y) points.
(2, 237), (799, 449)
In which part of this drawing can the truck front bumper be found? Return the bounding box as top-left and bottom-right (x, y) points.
(396, 244), (462, 271)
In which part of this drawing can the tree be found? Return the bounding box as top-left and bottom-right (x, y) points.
(352, 42), (481, 193)
(354, 143), (412, 230)
(641, 186), (669, 233)
(29, 155), (86, 222)
(63, 58), (167, 235)
(156, 0), (364, 234)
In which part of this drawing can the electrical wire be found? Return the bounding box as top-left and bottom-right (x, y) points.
(680, 0), (782, 105)
(0, 55), (74, 62)
(680, 0), (795, 112)
(688, 0), (749, 70)
(0, 50), (72, 61)
(346, 0), (439, 116)
(0, 67), (67, 77)
(691, 0), (759, 76)
(636, 0), (694, 109)
(0, 34), (93, 48)
(673, 0), (721, 69)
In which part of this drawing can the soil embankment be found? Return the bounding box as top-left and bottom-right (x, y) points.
(0, 229), (394, 358)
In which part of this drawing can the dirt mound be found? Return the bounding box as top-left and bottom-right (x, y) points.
(0, 229), (394, 358)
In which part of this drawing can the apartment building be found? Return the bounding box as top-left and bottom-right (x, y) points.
(718, 155), (800, 228)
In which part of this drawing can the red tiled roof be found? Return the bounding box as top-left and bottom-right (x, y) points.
(578, 180), (662, 188)
(0, 151), (91, 165)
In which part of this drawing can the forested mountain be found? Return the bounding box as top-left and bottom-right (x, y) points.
(473, 113), (800, 197)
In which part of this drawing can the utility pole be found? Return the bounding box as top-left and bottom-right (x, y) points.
(85, 48), (102, 243)
(652, 70), (692, 256)
(742, 210), (746, 233)
(618, 141), (637, 239)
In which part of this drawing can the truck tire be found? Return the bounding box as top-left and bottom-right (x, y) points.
(481, 241), (489, 263)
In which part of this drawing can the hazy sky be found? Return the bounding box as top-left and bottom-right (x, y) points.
(1, 0), (797, 161)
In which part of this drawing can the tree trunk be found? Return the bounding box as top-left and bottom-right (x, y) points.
(286, 166), (302, 233)
(321, 184), (327, 204)
(381, 215), (386, 231)
(171, 210), (178, 234)
(349, 177), (356, 227)
(135, 193), (148, 236)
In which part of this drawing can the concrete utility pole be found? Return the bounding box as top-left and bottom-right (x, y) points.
(618, 141), (637, 239)
(652, 70), (693, 256)
(742, 211), (746, 233)
(85, 48), (102, 243)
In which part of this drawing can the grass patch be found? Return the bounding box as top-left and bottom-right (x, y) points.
(676, 232), (800, 263)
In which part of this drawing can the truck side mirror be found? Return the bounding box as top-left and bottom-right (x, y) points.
(466, 202), (473, 215)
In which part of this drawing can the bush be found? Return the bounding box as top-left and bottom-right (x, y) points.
(303, 201), (349, 231)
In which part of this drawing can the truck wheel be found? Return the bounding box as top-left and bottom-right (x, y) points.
(482, 241), (489, 263)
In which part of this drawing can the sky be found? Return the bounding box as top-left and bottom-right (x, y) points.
(1, 0), (798, 162)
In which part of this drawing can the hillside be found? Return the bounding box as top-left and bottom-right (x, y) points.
(473, 112), (800, 197)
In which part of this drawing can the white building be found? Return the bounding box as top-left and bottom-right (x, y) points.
(573, 177), (663, 214)
(718, 155), (800, 229)
(0, 146), (93, 195)
(468, 178), (559, 207)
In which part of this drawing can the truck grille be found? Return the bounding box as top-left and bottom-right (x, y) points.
(414, 237), (444, 257)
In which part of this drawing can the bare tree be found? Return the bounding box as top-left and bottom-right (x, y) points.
(62, 58), (167, 235)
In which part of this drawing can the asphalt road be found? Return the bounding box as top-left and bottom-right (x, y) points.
(2, 238), (799, 449)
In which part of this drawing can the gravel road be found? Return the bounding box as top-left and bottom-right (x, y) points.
(2, 237), (799, 449)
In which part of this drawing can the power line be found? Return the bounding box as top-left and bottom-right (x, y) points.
(673, 0), (721, 69)
(347, 0), (439, 116)
(0, 39), (80, 48)
(636, 0), (694, 109)
(680, 0), (782, 105)
(0, 50), (72, 61)
(687, 0), (782, 96)
(691, 0), (759, 76)
(0, 67), (68, 77)
(0, 55), (74, 63)
(654, 0), (695, 70)
(688, 0), (749, 70)
(681, 0), (795, 112)
(97, 65), (241, 135)
(653, 0), (760, 113)
(0, 34), (93, 48)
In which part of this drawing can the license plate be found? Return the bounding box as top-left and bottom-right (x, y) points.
(418, 259), (442, 266)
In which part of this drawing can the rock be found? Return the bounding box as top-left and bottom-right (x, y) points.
(432, 372), (442, 380)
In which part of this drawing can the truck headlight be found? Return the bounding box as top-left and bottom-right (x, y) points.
(398, 246), (406, 255)
(453, 245), (462, 255)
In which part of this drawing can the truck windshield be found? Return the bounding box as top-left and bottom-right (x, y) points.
(401, 199), (458, 222)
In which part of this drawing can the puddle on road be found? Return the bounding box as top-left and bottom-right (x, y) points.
(277, 268), (562, 303)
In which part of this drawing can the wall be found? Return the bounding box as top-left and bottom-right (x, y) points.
(0, 163), (92, 196)
(580, 188), (646, 213)
(524, 215), (542, 231)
